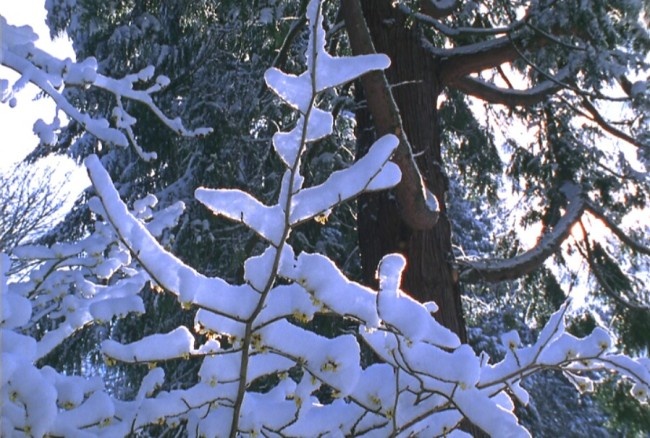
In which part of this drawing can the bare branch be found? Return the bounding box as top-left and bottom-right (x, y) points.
(0, 163), (70, 252)
(459, 194), (586, 283)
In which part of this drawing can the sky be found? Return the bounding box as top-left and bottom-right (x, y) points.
(0, 0), (76, 170)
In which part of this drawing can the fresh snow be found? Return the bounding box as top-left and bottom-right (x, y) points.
(2, 0), (649, 436)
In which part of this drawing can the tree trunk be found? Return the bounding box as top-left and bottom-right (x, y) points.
(354, 0), (468, 341)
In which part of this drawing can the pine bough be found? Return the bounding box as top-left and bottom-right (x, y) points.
(1, 1), (649, 436)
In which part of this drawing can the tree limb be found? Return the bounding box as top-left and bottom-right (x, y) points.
(397, 4), (523, 38)
(576, 224), (649, 311)
(425, 34), (523, 85)
(342, 0), (439, 230)
(459, 195), (586, 283)
(449, 72), (566, 107)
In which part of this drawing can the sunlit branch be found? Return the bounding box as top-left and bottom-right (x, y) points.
(86, 156), (251, 323)
(1, 40), (211, 154)
(430, 34), (521, 84)
(459, 194), (586, 283)
(449, 71), (566, 107)
(1, 50), (130, 146)
(343, 0), (439, 230)
(505, 35), (629, 102)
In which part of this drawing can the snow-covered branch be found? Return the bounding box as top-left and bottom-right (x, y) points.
(0, 16), (211, 160)
(459, 190), (587, 283)
(430, 33), (522, 83)
(449, 69), (569, 107)
(398, 3), (524, 37)
(2, 1), (649, 436)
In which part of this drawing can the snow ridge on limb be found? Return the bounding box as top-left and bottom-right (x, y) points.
(86, 155), (259, 321)
(290, 134), (401, 224)
(194, 188), (285, 246)
(0, 16), (211, 160)
(459, 187), (587, 283)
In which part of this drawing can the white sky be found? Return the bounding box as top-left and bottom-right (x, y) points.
(0, 0), (76, 170)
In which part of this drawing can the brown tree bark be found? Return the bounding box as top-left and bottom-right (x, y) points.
(348, 0), (468, 342)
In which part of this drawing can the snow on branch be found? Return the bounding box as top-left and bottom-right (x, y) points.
(195, 188), (285, 246)
(449, 68), (570, 107)
(0, 193), (191, 435)
(2, 1), (650, 436)
(101, 326), (220, 364)
(459, 188), (587, 283)
(0, 16), (211, 160)
(426, 32), (520, 80)
(86, 155), (258, 320)
(290, 134), (401, 224)
(398, 3), (524, 37)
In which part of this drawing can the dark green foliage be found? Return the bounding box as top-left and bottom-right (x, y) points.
(597, 379), (650, 437)
(615, 307), (650, 354)
(567, 312), (598, 338)
(440, 89), (502, 201)
(592, 242), (634, 297)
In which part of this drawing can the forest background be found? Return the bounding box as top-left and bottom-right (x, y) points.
(1, 0), (650, 436)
